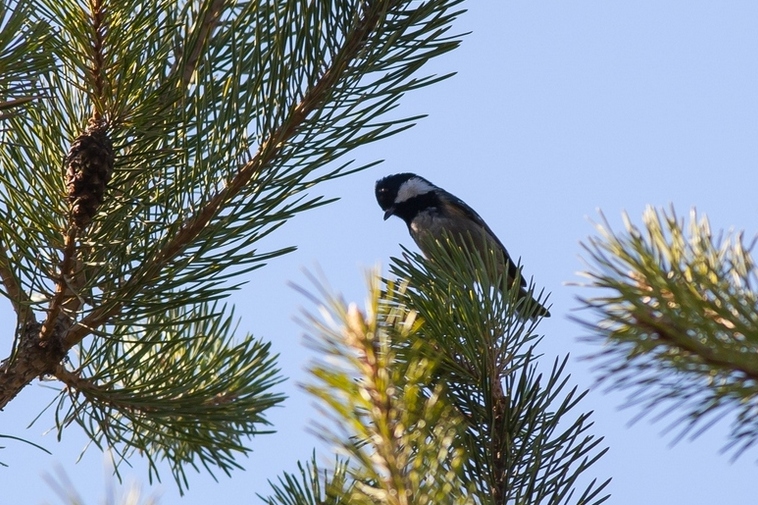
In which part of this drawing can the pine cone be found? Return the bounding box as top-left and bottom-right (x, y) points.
(65, 122), (114, 228)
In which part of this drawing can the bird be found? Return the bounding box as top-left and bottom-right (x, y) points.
(375, 172), (550, 318)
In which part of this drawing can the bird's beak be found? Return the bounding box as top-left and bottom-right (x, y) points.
(383, 207), (395, 220)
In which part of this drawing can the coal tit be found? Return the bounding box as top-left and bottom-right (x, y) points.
(375, 172), (550, 318)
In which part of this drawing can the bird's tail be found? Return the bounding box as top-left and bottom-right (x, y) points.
(517, 288), (551, 319)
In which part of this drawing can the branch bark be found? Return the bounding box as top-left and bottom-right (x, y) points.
(0, 322), (66, 409)
(0, 239), (32, 323)
(635, 310), (758, 382)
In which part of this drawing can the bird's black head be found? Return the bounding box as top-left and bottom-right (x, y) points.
(375, 173), (438, 223)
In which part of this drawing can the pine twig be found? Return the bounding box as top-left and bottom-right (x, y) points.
(178, 0), (225, 89)
(39, 227), (78, 341)
(633, 308), (758, 382)
(87, 0), (108, 119)
(0, 238), (32, 321)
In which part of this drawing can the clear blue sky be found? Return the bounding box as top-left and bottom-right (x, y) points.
(5, 2), (758, 503)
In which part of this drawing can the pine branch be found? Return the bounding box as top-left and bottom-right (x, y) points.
(39, 228), (78, 341)
(631, 310), (758, 382)
(0, 0), (52, 324)
(0, 0), (463, 403)
(260, 453), (350, 505)
(293, 239), (608, 504)
(578, 206), (758, 458)
(391, 239), (610, 505)
(51, 303), (284, 492)
(63, 0), (461, 345)
(173, 0), (225, 91)
(0, 0), (465, 488)
(86, 0), (108, 118)
(0, 97), (35, 120)
(298, 270), (474, 505)
(0, 239), (31, 321)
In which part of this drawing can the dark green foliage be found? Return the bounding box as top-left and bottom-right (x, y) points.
(391, 239), (610, 504)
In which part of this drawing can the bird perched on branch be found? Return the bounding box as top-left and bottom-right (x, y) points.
(375, 172), (550, 318)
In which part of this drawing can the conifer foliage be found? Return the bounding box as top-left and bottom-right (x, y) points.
(280, 240), (610, 505)
(0, 0), (465, 491)
(579, 207), (758, 458)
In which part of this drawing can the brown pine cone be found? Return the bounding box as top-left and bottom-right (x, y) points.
(65, 122), (114, 228)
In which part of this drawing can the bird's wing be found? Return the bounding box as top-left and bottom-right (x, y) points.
(440, 191), (526, 288)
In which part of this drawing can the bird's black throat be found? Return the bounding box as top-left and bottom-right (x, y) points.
(390, 191), (440, 226)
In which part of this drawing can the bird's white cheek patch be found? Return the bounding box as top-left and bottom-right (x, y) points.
(396, 178), (435, 203)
